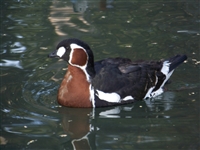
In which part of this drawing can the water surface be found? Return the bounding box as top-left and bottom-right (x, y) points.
(0, 0), (199, 149)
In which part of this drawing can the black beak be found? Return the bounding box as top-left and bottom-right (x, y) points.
(48, 50), (58, 58)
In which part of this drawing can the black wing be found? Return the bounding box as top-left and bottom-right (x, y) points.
(92, 58), (164, 100)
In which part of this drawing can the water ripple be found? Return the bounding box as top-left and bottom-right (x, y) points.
(0, 59), (23, 69)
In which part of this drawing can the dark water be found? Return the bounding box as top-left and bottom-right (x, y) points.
(0, 0), (199, 149)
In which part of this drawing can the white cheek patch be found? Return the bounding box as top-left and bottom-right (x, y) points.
(57, 47), (66, 57)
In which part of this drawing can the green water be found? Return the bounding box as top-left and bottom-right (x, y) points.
(0, 0), (199, 149)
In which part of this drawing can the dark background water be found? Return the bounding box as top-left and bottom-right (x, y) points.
(0, 0), (199, 149)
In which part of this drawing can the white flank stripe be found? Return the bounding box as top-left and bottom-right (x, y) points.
(89, 85), (95, 107)
(123, 96), (134, 101)
(96, 90), (121, 103)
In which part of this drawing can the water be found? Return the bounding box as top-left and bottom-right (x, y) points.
(0, 0), (199, 149)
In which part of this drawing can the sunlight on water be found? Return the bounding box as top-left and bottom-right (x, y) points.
(0, 59), (23, 69)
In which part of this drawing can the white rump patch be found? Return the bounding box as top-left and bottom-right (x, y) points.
(96, 90), (121, 103)
(161, 61), (171, 75)
(144, 86), (155, 99)
(159, 70), (174, 91)
(158, 61), (174, 97)
(144, 61), (175, 99)
(57, 47), (66, 57)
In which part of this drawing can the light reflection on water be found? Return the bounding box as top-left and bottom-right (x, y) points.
(0, 0), (199, 149)
(0, 59), (23, 69)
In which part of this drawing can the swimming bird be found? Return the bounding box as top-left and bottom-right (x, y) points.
(48, 38), (187, 107)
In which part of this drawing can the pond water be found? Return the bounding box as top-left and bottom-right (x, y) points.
(0, 0), (199, 149)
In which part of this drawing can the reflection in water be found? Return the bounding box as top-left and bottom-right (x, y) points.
(59, 107), (93, 149)
(0, 59), (23, 69)
(99, 0), (114, 10)
(48, 0), (115, 37)
(0, 136), (8, 145)
(10, 42), (26, 54)
(71, 0), (88, 13)
(48, 0), (91, 36)
(57, 100), (180, 149)
(177, 30), (200, 34)
(145, 91), (175, 112)
(0, 40), (25, 69)
(99, 106), (121, 118)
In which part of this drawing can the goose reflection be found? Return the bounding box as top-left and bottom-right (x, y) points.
(58, 107), (94, 149)
(57, 97), (174, 150)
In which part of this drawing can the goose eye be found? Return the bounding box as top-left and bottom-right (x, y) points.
(66, 47), (70, 50)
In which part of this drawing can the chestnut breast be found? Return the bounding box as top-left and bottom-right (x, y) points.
(58, 65), (92, 107)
